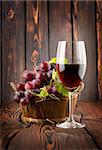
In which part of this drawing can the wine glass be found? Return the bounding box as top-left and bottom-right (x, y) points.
(56, 41), (87, 128)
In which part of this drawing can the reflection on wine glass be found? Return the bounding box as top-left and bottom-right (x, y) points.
(56, 41), (87, 128)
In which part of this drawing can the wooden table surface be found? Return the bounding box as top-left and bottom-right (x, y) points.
(0, 101), (102, 150)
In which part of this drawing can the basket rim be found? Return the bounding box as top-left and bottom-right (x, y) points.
(30, 94), (69, 103)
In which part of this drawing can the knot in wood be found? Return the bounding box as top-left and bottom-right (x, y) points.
(7, 9), (15, 20)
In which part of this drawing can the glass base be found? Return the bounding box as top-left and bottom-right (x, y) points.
(56, 119), (85, 129)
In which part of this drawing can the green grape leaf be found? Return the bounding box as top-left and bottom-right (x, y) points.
(55, 82), (69, 97)
(49, 57), (57, 64)
(55, 82), (63, 94)
(49, 57), (68, 64)
(62, 86), (69, 97)
(52, 69), (58, 81)
(39, 87), (49, 97)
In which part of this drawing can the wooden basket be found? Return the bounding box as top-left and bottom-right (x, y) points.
(20, 95), (78, 124)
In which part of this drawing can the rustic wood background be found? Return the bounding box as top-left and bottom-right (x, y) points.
(0, 1), (102, 105)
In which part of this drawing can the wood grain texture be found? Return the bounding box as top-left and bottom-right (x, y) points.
(1, 101), (102, 149)
(8, 125), (96, 150)
(73, 1), (97, 100)
(0, 2), (2, 105)
(48, 1), (72, 61)
(2, 1), (25, 104)
(26, 1), (49, 70)
(77, 101), (102, 120)
(78, 102), (102, 149)
(96, 1), (102, 100)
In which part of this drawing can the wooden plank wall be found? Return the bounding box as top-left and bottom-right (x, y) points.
(1, 1), (25, 104)
(48, 1), (72, 62)
(0, 2), (1, 105)
(26, 1), (49, 70)
(0, 0), (102, 104)
(73, 1), (97, 100)
(96, 1), (102, 100)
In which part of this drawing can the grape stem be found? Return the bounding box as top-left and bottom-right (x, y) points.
(49, 94), (60, 101)
(35, 97), (46, 103)
(9, 82), (17, 91)
(27, 89), (39, 97)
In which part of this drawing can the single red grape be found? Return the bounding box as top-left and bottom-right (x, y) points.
(25, 81), (33, 90)
(36, 71), (46, 82)
(22, 70), (35, 81)
(39, 61), (51, 72)
(32, 79), (41, 88)
(20, 97), (29, 105)
(17, 82), (25, 91)
(32, 88), (40, 94)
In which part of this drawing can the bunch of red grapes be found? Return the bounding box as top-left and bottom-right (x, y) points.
(13, 61), (57, 105)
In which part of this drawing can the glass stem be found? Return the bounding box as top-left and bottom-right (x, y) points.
(68, 92), (74, 122)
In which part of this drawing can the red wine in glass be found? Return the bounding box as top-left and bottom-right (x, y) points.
(56, 64), (86, 91)
(56, 41), (87, 128)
